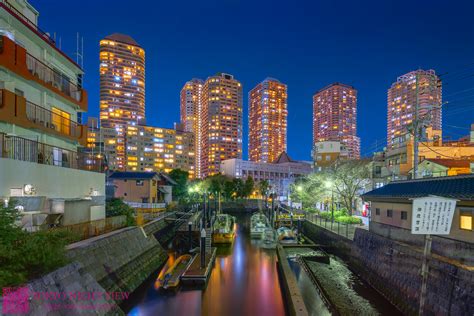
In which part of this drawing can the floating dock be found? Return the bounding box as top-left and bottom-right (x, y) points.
(181, 247), (217, 288)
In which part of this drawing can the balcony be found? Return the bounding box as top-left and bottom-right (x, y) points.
(0, 132), (104, 173)
(0, 0), (55, 45)
(26, 53), (82, 102)
(0, 36), (88, 110)
(0, 89), (87, 145)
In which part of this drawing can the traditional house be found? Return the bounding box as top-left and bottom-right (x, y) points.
(108, 172), (176, 204)
(362, 175), (474, 246)
(408, 158), (472, 178)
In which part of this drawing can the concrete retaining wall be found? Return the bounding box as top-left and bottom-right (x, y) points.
(302, 220), (474, 316)
(276, 245), (308, 316)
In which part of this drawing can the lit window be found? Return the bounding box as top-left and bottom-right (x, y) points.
(460, 210), (473, 231)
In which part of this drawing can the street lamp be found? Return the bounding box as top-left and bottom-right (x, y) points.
(325, 181), (335, 225)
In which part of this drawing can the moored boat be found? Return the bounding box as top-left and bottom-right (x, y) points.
(261, 228), (277, 249)
(156, 254), (193, 289)
(277, 227), (297, 244)
(212, 214), (236, 244)
(250, 213), (269, 238)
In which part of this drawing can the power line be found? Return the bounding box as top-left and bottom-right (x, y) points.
(444, 124), (471, 130)
(418, 141), (463, 159)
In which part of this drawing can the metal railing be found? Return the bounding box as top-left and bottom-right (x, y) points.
(26, 53), (82, 101)
(125, 202), (167, 209)
(0, 132), (104, 172)
(0, 0), (56, 45)
(304, 212), (361, 240)
(51, 216), (127, 241)
(25, 100), (82, 138)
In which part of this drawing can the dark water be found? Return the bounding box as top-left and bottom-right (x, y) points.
(287, 259), (331, 316)
(125, 213), (286, 316)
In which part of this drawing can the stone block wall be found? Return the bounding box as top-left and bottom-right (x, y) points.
(66, 226), (168, 303)
(302, 220), (474, 315)
(370, 221), (474, 265)
(0, 262), (124, 316)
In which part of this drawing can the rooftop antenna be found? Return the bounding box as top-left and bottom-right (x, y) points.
(75, 32), (84, 68)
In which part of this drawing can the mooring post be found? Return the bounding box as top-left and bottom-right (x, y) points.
(200, 228), (206, 269)
(188, 221), (193, 251)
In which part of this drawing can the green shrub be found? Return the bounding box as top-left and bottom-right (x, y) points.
(319, 211), (332, 220)
(335, 216), (362, 224)
(320, 210), (347, 220)
(0, 201), (78, 288)
(106, 198), (135, 226)
(304, 208), (320, 214)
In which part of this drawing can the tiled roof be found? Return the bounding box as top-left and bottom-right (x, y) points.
(362, 175), (474, 200)
(422, 158), (471, 168)
(273, 151), (294, 164)
(108, 172), (158, 180)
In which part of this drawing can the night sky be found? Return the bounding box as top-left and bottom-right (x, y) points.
(32, 0), (474, 161)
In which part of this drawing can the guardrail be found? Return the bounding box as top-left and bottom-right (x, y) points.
(0, 132), (104, 172)
(25, 100), (83, 138)
(304, 213), (361, 240)
(26, 53), (82, 101)
(124, 202), (166, 209)
(49, 215), (127, 241)
(0, 0), (55, 45)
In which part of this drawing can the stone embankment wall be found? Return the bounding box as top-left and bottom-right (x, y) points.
(66, 226), (168, 300)
(220, 199), (264, 212)
(302, 221), (474, 316)
(5, 220), (171, 315)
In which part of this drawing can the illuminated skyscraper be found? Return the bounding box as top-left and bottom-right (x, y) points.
(313, 83), (360, 159)
(387, 69), (442, 148)
(180, 79), (203, 176)
(180, 79), (203, 133)
(199, 73), (243, 178)
(99, 33), (145, 169)
(248, 78), (287, 163)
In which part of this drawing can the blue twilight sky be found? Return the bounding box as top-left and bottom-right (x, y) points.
(31, 0), (474, 161)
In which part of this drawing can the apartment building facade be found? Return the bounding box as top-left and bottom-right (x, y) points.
(0, 0), (105, 229)
(313, 82), (360, 159)
(248, 78), (287, 163)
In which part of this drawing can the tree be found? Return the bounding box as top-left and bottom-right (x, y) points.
(168, 169), (190, 201)
(290, 172), (331, 209)
(207, 174), (225, 197)
(106, 198), (135, 226)
(223, 180), (235, 200)
(232, 178), (245, 198)
(330, 160), (371, 216)
(0, 200), (77, 288)
(243, 176), (255, 198)
(258, 180), (270, 205)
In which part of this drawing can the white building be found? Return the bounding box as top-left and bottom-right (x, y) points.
(0, 0), (105, 230)
(220, 152), (312, 198)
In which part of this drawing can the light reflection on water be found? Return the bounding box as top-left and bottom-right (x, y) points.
(126, 213), (286, 316)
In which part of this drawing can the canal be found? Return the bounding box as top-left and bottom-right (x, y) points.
(124, 213), (287, 316)
(123, 213), (400, 316)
